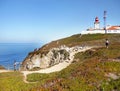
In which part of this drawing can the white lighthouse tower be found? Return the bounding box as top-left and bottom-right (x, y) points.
(94, 17), (100, 29)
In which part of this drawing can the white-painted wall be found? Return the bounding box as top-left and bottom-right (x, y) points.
(81, 30), (120, 34)
(94, 23), (100, 29)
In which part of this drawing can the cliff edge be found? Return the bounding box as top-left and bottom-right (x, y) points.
(21, 34), (120, 71)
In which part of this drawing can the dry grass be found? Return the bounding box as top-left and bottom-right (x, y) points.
(0, 34), (120, 91)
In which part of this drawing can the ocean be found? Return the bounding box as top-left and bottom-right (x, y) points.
(0, 43), (42, 70)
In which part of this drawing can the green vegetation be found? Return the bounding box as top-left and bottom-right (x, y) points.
(26, 34), (120, 91)
(0, 34), (120, 91)
(37, 34), (120, 53)
(26, 46), (120, 91)
(101, 78), (120, 90)
(0, 72), (36, 91)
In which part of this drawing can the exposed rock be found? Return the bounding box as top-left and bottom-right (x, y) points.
(21, 45), (69, 70)
(105, 73), (120, 80)
(21, 45), (86, 71)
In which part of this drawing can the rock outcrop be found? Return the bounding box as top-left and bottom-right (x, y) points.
(21, 45), (84, 70)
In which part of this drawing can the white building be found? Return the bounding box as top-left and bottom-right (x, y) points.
(81, 17), (120, 34)
(107, 26), (120, 33)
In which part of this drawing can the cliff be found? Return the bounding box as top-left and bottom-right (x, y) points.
(21, 45), (70, 70)
(21, 34), (120, 71)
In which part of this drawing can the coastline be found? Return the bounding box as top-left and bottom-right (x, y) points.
(0, 43), (42, 70)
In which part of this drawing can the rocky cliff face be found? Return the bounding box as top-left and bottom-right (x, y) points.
(21, 44), (85, 70)
(22, 34), (120, 71)
(21, 45), (72, 70)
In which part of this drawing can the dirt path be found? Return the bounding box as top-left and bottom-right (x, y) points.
(0, 46), (98, 83)
(21, 46), (94, 83)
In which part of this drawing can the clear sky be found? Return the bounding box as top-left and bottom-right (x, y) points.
(0, 0), (120, 43)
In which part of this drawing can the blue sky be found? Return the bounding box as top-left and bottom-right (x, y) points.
(0, 0), (120, 43)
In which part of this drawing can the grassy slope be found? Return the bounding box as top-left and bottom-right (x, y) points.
(27, 34), (120, 91)
(27, 46), (120, 91)
(0, 34), (120, 91)
(38, 34), (119, 51)
(0, 72), (36, 91)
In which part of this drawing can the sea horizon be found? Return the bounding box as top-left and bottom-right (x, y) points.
(0, 42), (42, 70)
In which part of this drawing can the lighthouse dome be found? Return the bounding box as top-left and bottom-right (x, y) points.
(95, 17), (99, 23)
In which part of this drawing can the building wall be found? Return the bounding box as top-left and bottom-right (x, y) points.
(94, 23), (100, 29)
(81, 30), (120, 34)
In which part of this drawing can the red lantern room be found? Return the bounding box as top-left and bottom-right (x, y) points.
(95, 17), (99, 23)
(94, 16), (100, 29)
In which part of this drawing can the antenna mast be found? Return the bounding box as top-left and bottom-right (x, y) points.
(104, 11), (107, 34)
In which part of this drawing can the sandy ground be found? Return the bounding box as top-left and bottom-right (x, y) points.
(0, 70), (12, 73)
(21, 46), (93, 81)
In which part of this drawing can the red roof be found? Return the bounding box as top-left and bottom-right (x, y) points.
(107, 26), (120, 30)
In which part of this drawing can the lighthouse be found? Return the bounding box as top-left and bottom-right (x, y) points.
(94, 17), (100, 29)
